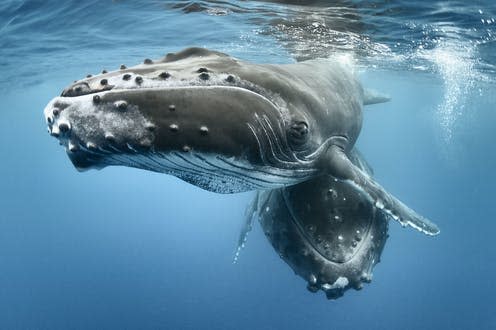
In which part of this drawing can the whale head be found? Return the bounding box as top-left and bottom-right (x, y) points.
(43, 48), (325, 193)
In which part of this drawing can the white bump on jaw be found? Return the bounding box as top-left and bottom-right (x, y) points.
(58, 119), (71, 133)
(86, 142), (97, 150)
(114, 100), (128, 111)
(68, 141), (78, 152)
(321, 277), (349, 291)
(51, 125), (60, 136)
(104, 132), (116, 142)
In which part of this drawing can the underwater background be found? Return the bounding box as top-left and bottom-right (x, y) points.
(0, 1), (495, 329)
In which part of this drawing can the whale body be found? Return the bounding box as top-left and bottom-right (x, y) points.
(43, 47), (439, 299)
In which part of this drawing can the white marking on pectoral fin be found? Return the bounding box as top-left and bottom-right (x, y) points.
(326, 146), (440, 236)
(233, 192), (261, 264)
(371, 188), (440, 235)
(383, 196), (440, 236)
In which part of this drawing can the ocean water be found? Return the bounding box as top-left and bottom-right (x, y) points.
(1, 1), (495, 329)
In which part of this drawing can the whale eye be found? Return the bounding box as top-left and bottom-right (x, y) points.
(288, 121), (309, 149)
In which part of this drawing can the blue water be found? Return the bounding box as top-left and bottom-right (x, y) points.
(1, 1), (495, 329)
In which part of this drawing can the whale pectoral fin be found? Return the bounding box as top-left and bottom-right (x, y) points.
(349, 148), (374, 176)
(324, 145), (440, 236)
(363, 89), (391, 105)
(233, 192), (260, 263)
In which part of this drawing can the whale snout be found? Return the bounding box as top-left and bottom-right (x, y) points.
(44, 97), (102, 170)
(45, 99), (71, 138)
(44, 93), (156, 171)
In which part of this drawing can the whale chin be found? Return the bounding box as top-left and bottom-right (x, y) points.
(66, 148), (106, 172)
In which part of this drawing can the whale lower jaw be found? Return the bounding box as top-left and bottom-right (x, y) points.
(68, 144), (317, 193)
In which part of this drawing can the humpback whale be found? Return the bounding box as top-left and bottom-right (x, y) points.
(43, 47), (437, 234)
(43, 47), (439, 299)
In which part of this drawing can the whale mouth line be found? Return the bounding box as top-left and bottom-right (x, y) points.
(58, 83), (287, 122)
(61, 83), (262, 98)
(60, 70), (277, 103)
(75, 84), (274, 100)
